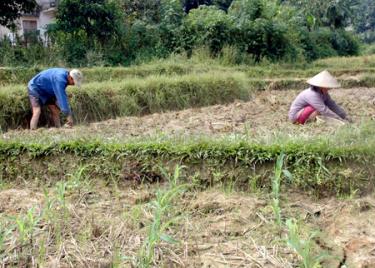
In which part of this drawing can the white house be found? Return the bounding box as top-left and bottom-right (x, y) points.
(0, 0), (58, 44)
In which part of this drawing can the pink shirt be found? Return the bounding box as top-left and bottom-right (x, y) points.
(288, 87), (347, 122)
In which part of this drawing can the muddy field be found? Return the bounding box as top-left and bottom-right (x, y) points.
(1, 179), (375, 267)
(3, 87), (375, 142)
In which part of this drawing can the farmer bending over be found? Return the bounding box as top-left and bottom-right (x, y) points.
(28, 68), (83, 130)
(288, 70), (348, 125)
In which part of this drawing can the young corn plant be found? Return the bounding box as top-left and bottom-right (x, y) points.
(14, 207), (41, 262)
(286, 218), (329, 268)
(66, 164), (91, 194)
(272, 153), (292, 227)
(55, 181), (67, 208)
(55, 181), (70, 223)
(42, 188), (55, 221)
(15, 207), (40, 246)
(137, 165), (187, 267)
(0, 220), (12, 259)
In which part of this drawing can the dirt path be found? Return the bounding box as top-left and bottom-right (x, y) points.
(3, 87), (375, 141)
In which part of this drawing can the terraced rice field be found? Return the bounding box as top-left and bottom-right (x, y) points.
(1, 55), (375, 267)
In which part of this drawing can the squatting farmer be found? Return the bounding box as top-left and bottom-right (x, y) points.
(27, 68), (83, 130)
(288, 70), (349, 125)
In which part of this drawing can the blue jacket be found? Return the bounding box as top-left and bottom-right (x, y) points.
(28, 68), (71, 115)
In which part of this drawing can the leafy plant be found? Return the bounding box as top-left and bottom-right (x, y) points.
(15, 207), (40, 245)
(0, 220), (12, 257)
(272, 153), (292, 227)
(286, 218), (329, 268)
(137, 165), (187, 267)
(66, 164), (90, 194)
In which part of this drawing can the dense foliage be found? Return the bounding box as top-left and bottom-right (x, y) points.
(0, 0), (37, 29)
(0, 0), (372, 67)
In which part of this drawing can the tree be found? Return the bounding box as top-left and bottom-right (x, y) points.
(120, 0), (162, 23)
(285, 0), (358, 29)
(229, 0), (298, 61)
(182, 0), (233, 12)
(56, 0), (122, 45)
(354, 0), (375, 33)
(183, 0), (212, 13)
(212, 0), (233, 11)
(0, 0), (37, 29)
(184, 5), (234, 53)
(159, 0), (185, 51)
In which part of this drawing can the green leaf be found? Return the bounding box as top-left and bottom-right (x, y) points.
(160, 233), (178, 244)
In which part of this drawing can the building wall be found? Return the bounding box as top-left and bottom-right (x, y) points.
(0, 0), (57, 43)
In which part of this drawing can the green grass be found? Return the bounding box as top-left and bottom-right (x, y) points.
(1, 53), (375, 84)
(0, 71), (249, 130)
(1, 121), (375, 195)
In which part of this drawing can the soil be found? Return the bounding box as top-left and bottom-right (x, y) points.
(3, 87), (375, 141)
(1, 181), (375, 267)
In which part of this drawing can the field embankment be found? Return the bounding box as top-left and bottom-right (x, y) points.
(1, 55), (375, 130)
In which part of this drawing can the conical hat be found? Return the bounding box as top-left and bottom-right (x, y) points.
(307, 70), (340, 88)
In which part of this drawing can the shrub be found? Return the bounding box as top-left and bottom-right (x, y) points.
(183, 5), (234, 54)
(300, 28), (337, 60)
(331, 29), (360, 56)
(229, 0), (296, 61)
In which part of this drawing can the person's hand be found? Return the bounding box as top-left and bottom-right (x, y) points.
(345, 116), (353, 123)
(64, 115), (73, 128)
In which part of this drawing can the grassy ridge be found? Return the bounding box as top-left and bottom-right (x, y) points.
(1, 71), (374, 130)
(1, 54), (374, 130)
(0, 72), (249, 130)
(0, 54), (375, 85)
(1, 65), (374, 85)
(1, 135), (374, 195)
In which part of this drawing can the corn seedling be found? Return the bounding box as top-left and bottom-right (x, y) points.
(272, 153), (292, 227)
(66, 164), (90, 193)
(15, 207), (40, 245)
(55, 181), (70, 222)
(137, 165), (187, 267)
(286, 218), (329, 268)
(0, 221), (12, 259)
(37, 237), (47, 266)
(55, 181), (67, 208)
(42, 188), (55, 222)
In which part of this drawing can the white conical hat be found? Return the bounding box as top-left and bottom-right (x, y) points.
(307, 70), (340, 88)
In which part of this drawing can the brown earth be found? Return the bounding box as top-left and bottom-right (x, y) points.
(2, 88), (375, 267)
(3, 87), (375, 141)
(1, 181), (375, 267)
(87, 87), (375, 138)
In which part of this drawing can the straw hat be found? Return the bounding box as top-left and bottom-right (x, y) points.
(307, 70), (340, 88)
